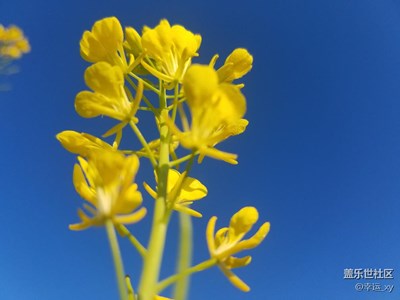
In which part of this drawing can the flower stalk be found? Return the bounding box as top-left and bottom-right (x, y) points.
(138, 84), (170, 300)
(105, 219), (129, 300)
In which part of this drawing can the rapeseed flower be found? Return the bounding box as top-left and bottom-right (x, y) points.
(168, 64), (247, 164)
(0, 24), (30, 59)
(206, 206), (270, 291)
(141, 19), (201, 87)
(80, 17), (135, 72)
(56, 130), (114, 157)
(75, 61), (142, 127)
(70, 150), (146, 230)
(143, 169), (207, 217)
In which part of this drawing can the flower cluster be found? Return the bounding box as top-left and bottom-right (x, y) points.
(0, 24), (30, 59)
(58, 16), (269, 300)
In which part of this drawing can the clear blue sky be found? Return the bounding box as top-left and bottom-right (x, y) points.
(1, 0), (400, 299)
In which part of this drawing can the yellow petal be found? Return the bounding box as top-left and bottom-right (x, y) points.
(218, 264), (250, 292)
(84, 62), (124, 98)
(120, 154), (140, 189)
(76, 156), (98, 191)
(207, 119), (249, 146)
(214, 227), (229, 248)
(75, 91), (125, 120)
(116, 184), (142, 214)
(73, 163), (96, 205)
(124, 26), (142, 58)
(228, 206), (259, 243)
(198, 146), (238, 165)
(154, 296), (173, 300)
(56, 130), (113, 157)
(226, 119), (249, 136)
(80, 17), (123, 62)
(113, 207), (147, 224)
(174, 204), (202, 218)
(217, 48), (253, 83)
(224, 255), (252, 269)
(206, 216), (218, 254)
(180, 176), (207, 201)
(214, 83), (247, 123)
(143, 181), (157, 199)
(167, 168), (181, 193)
(183, 65), (219, 106)
(235, 222), (271, 251)
(69, 209), (95, 231)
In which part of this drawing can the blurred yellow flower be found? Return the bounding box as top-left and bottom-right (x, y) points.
(206, 206), (270, 292)
(0, 24), (30, 59)
(56, 130), (114, 157)
(70, 151), (146, 230)
(75, 61), (142, 124)
(168, 64), (247, 164)
(143, 169), (207, 217)
(141, 19), (201, 86)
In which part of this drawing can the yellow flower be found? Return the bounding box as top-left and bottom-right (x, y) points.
(168, 64), (247, 164)
(80, 17), (135, 72)
(141, 19), (201, 87)
(0, 24), (30, 59)
(206, 207), (270, 292)
(214, 48), (253, 84)
(56, 130), (114, 157)
(75, 61), (142, 125)
(143, 169), (207, 217)
(70, 150), (146, 230)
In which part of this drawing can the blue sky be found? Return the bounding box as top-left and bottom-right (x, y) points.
(1, 0), (400, 299)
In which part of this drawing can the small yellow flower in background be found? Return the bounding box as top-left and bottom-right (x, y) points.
(141, 19), (202, 86)
(80, 17), (135, 72)
(75, 61), (142, 124)
(143, 169), (207, 217)
(215, 48), (253, 84)
(206, 206), (270, 292)
(56, 130), (114, 157)
(168, 64), (247, 164)
(70, 150), (146, 230)
(0, 24), (30, 59)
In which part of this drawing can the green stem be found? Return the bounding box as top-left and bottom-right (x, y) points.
(116, 224), (147, 258)
(105, 219), (129, 300)
(169, 151), (199, 168)
(157, 258), (217, 293)
(126, 75), (157, 112)
(173, 213), (192, 300)
(129, 120), (157, 167)
(138, 83), (170, 300)
(129, 71), (161, 95)
(126, 276), (136, 300)
(171, 84), (180, 124)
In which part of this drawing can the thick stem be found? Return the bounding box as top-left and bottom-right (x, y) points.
(105, 219), (129, 300)
(173, 213), (193, 300)
(138, 84), (170, 300)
